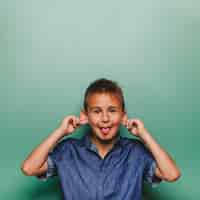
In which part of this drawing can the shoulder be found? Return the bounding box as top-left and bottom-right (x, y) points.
(50, 137), (80, 156)
(120, 137), (151, 156)
(53, 137), (80, 150)
(121, 137), (155, 168)
(49, 137), (80, 161)
(120, 136), (144, 148)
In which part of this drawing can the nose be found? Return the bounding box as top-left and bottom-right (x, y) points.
(101, 112), (109, 123)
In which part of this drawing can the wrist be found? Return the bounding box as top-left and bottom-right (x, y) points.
(53, 128), (67, 139)
(139, 128), (150, 141)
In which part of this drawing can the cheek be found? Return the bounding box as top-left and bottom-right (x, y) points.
(112, 116), (122, 125)
(87, 115), (99, 125)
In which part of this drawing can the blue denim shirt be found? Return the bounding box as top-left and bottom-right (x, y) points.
(37, 132), (161, 200)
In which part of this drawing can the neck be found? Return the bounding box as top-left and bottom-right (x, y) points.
(89, 133), (119, 159)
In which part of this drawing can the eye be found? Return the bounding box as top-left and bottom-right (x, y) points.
(110, 109), (117, 113)
(93, 110), (100, 114)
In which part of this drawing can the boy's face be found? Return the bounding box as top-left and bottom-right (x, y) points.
(82, 92), (127, 143)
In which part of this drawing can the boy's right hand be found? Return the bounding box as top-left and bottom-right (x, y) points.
(58, 115), (87, 136)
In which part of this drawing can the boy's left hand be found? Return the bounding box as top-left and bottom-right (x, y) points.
(122, 118), (147, 138)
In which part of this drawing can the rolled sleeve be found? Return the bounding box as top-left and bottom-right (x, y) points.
(36, 138), (68, 181)
(137, 140), (162, 188)
(36, 155), (57, 181)
(144, 160), (162, 187)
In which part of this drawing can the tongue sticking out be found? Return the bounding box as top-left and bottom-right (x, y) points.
(101, 127), (110, 134)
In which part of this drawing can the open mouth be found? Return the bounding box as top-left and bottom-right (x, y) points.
(100, 127), (112, 134)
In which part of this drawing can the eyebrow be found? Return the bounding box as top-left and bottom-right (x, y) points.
(89, 106), (119, 110)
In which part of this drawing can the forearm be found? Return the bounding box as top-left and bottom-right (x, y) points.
(21, 128), (64, 175)
(140, 129), (181, 181)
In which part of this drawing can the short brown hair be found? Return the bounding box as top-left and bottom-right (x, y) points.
(83, 78), (125, 112)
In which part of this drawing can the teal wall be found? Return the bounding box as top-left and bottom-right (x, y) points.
(1, 0), (200, 199)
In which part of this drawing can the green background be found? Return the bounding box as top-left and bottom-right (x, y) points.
(1, 0), (200, 199)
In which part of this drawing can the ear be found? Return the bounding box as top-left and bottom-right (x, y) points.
(79, 110), (89, 125)
(121, 112), (128, 126)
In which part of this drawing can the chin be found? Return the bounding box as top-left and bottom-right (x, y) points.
(99, 136), (118, 144)
(93, 128), (120, 144)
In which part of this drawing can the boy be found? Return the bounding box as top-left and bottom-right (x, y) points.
(21, 78), (181, 200)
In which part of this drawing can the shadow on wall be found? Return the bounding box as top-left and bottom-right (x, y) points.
(143, 184), (163, 200)
(5, 178), (63, 200)
(27, 179), (63, 199)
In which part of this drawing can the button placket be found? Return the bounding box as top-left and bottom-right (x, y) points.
(97, 162), (105, 200)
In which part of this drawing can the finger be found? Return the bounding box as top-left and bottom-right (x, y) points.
(133, 118), (143, 125)
(127, 120), (132, 130)
(68, 117), (74, 125)
(127, 119), (137, 131)
(70, 116), (77, 128)
(75, 117), (81, 127)
(130, 119), (138, 127)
